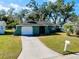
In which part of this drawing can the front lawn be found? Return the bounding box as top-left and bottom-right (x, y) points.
(39, 32), (79, 55)
(0, 30), (21, 59)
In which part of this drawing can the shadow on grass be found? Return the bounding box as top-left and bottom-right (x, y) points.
(63, 51), (79, 55)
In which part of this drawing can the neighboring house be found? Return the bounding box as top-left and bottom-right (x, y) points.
(15, 21), (56, 36)
(0, 21), (6, 34)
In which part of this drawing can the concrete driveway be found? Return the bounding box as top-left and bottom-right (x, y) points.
(18, 36), (79, 59)
(18, 36), (61, 59)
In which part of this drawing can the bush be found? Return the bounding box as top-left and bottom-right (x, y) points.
(63, 23), (74, 36)
(7, 19), (20, 29)
(75, 23), (79, 35)
(75, 30), (79, 35)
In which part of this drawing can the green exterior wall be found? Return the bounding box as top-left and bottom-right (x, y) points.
(33, 26), (51, 35)
(33, 26), (39, 35)
(14, 26), (21, 35)
(45, 26), (50, 34)
(14, 26), (53, 36)
(48, 26), (52, 32)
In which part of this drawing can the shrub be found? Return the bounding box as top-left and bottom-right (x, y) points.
(63, 23), (74, 36)
(75, 23), (79, 35)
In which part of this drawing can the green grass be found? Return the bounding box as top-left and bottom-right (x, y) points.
(39, 32), (79, 55)
(0, 30), (22, 59)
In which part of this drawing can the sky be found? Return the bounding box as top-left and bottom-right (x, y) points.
(0, 0), (79, 15)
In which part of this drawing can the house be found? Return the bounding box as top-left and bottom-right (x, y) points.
(14, 21), (56, 36)
(0, 21), (6, 34)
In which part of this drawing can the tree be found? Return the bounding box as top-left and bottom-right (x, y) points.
(7, 8), (15, 21)
(47, 1), (59, 24)
(69, 12), (78, 22)
(26, 0), (38, 11)
(25, 0), (75, 25)
(7, 7), (14, 16)
(38, 2), (48, 21)
(26, 0), (40, 21)
(0, 9), (6, 20)
(6, 8), (20, 28)
(47, 0), (75, 25)
(60, 0), (75, 24)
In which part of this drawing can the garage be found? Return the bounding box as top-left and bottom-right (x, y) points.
(22, 27), (33, 35)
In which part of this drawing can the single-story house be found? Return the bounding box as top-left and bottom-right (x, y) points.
(14, 21), (56, 36)
(0, 21), (6, 34)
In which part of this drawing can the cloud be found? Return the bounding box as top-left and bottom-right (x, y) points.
(10, 3), (20, 8)
(0, 2), (31, 12)
(0, 5), (9, 11)
(9, 3), (22, 12)
(48, 0), (57, 3)
(9, 3), (32, 12)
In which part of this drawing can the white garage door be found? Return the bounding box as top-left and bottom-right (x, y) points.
(22, 27), (33, 35)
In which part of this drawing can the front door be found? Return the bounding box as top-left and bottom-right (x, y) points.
(39, 26), (45, 35)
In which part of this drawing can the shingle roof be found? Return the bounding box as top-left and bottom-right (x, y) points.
(17, 21), (56, 26)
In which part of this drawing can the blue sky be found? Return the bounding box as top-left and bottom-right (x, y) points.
(0, 0), (79, 15)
